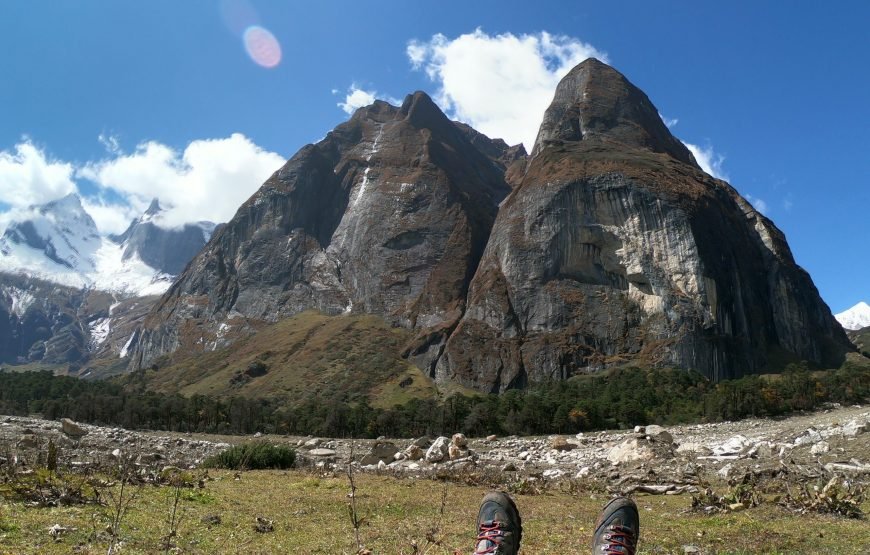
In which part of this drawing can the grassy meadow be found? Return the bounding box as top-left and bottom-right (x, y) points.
(2, 470), (869, 554)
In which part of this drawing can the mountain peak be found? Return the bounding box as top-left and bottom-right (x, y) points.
(41, 192), (84, 214)
(836, 301), (870, 331)
(530, 59), (698, 167)
(144, 198), (162, 217)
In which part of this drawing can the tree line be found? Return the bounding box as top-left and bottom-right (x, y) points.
(1, 359), (868, 438)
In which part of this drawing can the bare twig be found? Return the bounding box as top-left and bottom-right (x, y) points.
(346, 442), (364, 552)
(105, 450), (142, 555)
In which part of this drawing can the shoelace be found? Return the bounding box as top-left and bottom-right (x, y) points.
(474, 520), (507, 554)
(603, 524), (636, 555)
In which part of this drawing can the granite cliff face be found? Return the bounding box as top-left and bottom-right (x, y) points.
(436, 59), (849, 390)
(130, 59), (852, 391)
(130, 92), (512, 369)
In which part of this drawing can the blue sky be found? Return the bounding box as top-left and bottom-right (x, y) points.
(0, 1), (867, 313)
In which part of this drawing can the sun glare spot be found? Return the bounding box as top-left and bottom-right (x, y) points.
(243, 25), (281, 68)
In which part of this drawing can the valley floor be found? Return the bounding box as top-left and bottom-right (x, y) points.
(2, 405), (870, 553)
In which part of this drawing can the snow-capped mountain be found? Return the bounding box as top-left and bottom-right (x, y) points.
(0, 194), (214, 296)
(111, 199), (217, 276)
(835, 301), (870, 331)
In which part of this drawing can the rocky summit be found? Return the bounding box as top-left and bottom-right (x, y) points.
(129, 59), (852, 392)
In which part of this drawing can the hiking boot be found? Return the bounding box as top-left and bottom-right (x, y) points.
(474, 491), (522, 554)
(591, 496), (639, 554)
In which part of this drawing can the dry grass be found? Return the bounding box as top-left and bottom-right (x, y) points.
(2, 470), (869, 554)
(140, 311), (441, 406)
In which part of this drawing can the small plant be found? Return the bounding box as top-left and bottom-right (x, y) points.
(104, 451), (143, 555)
(783, 476), (865, 519)
(201, 442), (295, 470)
(161, 469), (198, 553)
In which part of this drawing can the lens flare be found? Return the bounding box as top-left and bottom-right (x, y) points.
(243, 25), (281, 69)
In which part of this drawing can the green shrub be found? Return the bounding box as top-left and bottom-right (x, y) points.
(202, 441), (296, 470)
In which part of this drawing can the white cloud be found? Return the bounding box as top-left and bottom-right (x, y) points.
(407, 29), (607, 150)
(0, 141), (77, 208)
(337, 85), (400, 115)
(683, 142), (728, 181)
(338, 86), (376, 115)
(745, 194), (769, 215)
(660, 114), (679, 128)
(80, 133), (284, 229)
(98, 133), (121, 154)
(80, 196), (140, 236)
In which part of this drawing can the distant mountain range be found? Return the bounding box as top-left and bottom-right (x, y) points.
(836, 301), (870, 331)
(0, 194), (215, 296)
(0, 60), (862, 397)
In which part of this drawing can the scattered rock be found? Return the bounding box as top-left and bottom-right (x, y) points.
(47, 524), (73, 542)
(411, 436), (432, 448)
(403, 444), (423, 461)
(17, 433), (39, 449)
(550, 437), (574, 451)
(308, 448), (337, 458)
(810, 442), (830, 455)
(303, 438), (322, 448)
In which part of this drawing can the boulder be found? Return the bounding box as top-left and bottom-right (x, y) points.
(61, 418), (87, 438)
(793, 429), (823, 446)
(425, 436), (450, 463)
(644, 425), (674, 444)
(842, 419), (868, 437)
(360, 441), (399, 466)
(451, 433), (468, 448)
(607, 438), (656, 465)
(712, 435), (751, 456)
(308, 448), (337, 458)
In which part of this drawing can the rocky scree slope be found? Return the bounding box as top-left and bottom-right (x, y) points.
(129, 59), (851, 392)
